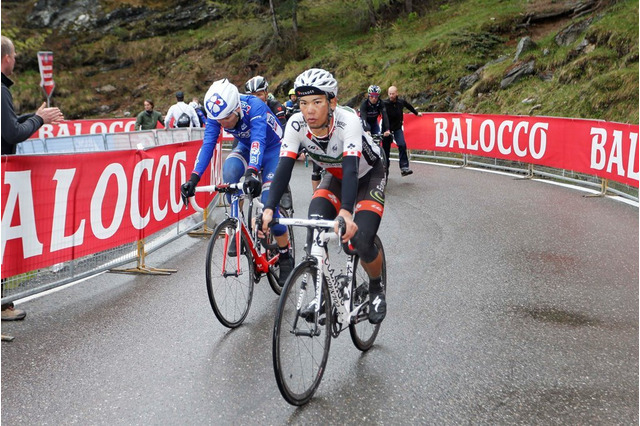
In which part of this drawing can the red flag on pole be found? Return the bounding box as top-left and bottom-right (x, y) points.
(37, 51), (55, 100)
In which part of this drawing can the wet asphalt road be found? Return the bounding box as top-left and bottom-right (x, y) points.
(2, 160), (638, 425)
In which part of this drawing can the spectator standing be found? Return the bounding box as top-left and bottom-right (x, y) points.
(164, 91), (200, 128)
(1, 36), (63, 155)
(382, 85), (422, 177)
(135, 99), (163, 130)
(1, 35), (64, 321)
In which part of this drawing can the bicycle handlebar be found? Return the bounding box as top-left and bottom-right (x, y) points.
(186, 183), (245, 212)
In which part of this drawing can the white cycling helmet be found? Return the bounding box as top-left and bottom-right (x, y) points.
(368, 85), (381, 94)
(294, 68), (338, 99)
(204, 78), (240, 119)
(244, 76), (268, 93)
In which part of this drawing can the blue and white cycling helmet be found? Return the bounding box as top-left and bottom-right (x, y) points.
(368, 85), (381, 95)
(294, 68), (338, 99)
(204, 78), (240, 119)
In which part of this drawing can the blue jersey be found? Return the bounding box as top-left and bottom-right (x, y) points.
(193, 95), (284, 176)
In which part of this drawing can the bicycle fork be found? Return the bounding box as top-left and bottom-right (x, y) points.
(221, 219), (243, 278)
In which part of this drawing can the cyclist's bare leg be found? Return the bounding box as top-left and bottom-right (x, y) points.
(360, 251), (382, 279)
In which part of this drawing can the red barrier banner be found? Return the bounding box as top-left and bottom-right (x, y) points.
(403, 113), (639, 188)
(30, 118), (141, 139)
(1, 141), (214, 278)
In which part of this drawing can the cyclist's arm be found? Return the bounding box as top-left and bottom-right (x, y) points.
(380, 103), (391, 133)
(192, 118), (221, 177)
(340, 155), (359, 213)
(247, 99), (270, 172)
(264, 156), (296, 211)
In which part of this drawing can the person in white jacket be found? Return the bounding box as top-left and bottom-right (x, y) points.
(164, 91), (200, 128)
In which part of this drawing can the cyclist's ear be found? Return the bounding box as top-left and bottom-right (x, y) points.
(329, 97), (337, 111)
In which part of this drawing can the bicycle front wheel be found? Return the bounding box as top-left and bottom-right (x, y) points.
(206, 218), (255, 328)
(273, 261), (331, 406)
(349, 235), (385, 351)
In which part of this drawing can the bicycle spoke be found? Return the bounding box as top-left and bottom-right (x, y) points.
(206, 219), (254, 328)
(273, 263), (331, 405)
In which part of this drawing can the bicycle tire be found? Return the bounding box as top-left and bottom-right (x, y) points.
(266, 207), (296, 295)
(349, 235), (385, 350)
(205, 218), (255, 328)
(273, 260), (331, 405)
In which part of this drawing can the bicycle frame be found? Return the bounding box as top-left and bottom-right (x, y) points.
(278, 218), (368, 331)
(193, 184), (280, 277)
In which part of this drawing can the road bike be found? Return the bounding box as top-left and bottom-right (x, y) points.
(269, 215), (386, 405)
(190, 183), (295, 328)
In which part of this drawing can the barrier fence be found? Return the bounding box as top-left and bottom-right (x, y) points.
(2, 128), (222, 304)
(2, 114), (638, 305)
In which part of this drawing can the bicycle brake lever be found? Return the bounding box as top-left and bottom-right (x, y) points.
(336, 216), (346, 250)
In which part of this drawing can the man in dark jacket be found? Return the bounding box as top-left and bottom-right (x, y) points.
(382, 85), (422, 176)
(1, 36), (64, 156)
(1, 36), (64, 322)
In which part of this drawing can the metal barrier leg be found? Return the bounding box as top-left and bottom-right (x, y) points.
(188, 206), (215, 238)
(109, 240), (177, 275)
(584, 178), (610, 198)
(457, 154), (469, 169)
(515, 164), (535, 180)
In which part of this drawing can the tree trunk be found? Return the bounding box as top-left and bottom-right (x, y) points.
(269, 0), (281, 39)
(292, 0), (298, 37)
(405, 0), (413, 14)
(366, 0), (376, 26)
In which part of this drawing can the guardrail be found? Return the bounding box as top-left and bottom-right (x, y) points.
(396, 150), (638, 203)
(16, 128), (205, 154)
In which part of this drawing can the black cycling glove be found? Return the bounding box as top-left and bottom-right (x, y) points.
(243, 168), (262, 198)
(180, 173), (200, 207)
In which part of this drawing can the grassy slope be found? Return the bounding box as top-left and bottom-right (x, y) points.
(1, 0), (638, 123)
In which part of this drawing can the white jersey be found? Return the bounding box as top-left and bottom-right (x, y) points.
(164, 101), (201, 128)
(280, 106), (381, 179)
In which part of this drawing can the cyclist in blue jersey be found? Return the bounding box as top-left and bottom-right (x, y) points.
(180, 78), (293, 286)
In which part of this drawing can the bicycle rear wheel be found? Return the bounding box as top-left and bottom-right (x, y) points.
(273, 261), (331, 405)
(349, 235), (385, 351)
(266, 207), (296, 295)
(206, 218), (254, 328)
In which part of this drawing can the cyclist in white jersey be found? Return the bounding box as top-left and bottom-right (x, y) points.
(261, 68), (387, 324)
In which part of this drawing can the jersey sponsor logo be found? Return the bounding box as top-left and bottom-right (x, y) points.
(370, 189), (385, 205)
(308, 152), (343, 164)
(344, 150), (360, 156)
(291, 120), (301, 132)
(266, 113), (283, 138)
(250, 141), (260, 154)
(250, 141), (260, 164)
